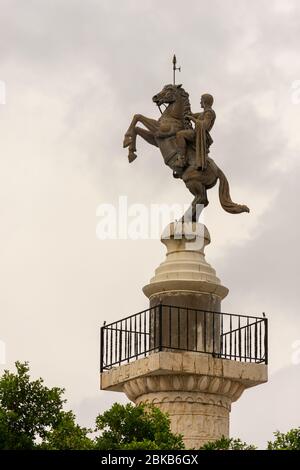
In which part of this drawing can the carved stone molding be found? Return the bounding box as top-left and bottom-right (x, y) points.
(123, 374), (245, 404)
(135, 391), (232, 412)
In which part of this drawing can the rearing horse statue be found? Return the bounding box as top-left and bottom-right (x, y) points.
(123, 84), (249, 221)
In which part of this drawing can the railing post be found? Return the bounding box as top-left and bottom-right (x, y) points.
(159, 303), (163, 351)
(264, 317), (268, 365)
(212, 311), (215, 356)
(100, 326), (104, 373)
(220, 313), (223, 357)
(238, 316), (242, 361)
(119, 320), (122, 366)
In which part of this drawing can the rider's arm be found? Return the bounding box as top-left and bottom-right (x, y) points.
(186, 112), (201, 124)
(197, 110), (214, 130)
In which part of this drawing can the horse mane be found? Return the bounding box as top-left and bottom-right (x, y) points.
(177, 87), (193, 129)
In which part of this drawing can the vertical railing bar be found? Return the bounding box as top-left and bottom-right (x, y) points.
(110, 325), (113, 367)
(234, 330), (237, 360)
(186, 308), (189, 350)
(100, 326), (104, 372)
(124, 319), (126, 363)
(248, 318), (251, 360)
(169, 306), (171, 349)
(155, 306), (158, 351)
(250, 319), (252, 361)
(125, 319), (127, 362)
(244, 318), (249, 362)
(144, 309), (149, 357)
(204, 311), (207, 352)
(212, 310), (215, 355)
(119, 320), (123, 365)
(255, 321), (258, 362)
(126, 319), (129, 363)
(159, 303), (163, 351)
(264, 317), (268, 365)
(230, 315), (232, 359)
(220, 313), (223, 356)
(139, 313), (142, 356)
(244, 321), (247, 362)
(129, 317), (133, 357)
(134, 315), (137, 359)
(195, 310), (198, 351)
(115, 322), (118, 366)
(238, 316), (242, 361)
(105, 325), (108, 366)
(177, 307), (180, 349)
(259, 320), (262, 360)
(248, 318), (252, 362)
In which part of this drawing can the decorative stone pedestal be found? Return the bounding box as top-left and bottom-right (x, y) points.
(101, 351), (267, 449)
(143, 222), (228, 312)
(100, 222), (268, 448)
(143, 222), (228, 355)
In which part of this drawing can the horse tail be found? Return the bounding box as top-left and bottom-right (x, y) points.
(217, 167), (250, 214)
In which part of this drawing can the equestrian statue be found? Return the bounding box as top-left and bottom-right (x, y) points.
(123, 66), (249, 221)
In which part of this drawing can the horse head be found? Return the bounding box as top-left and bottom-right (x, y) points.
(153, 84), (192, 129)
(152, 84), (183, 107)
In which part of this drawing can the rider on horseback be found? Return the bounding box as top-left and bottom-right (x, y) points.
(123, 84), (249, 218)
(175, 93), (216, 173)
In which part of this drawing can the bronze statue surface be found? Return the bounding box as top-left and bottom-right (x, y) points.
(123, 83), (249, 221)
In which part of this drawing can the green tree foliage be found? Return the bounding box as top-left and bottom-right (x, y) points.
(0, 363), (184, 450)
(200, 436), (257, 450)
(0, 361), (65, 449)
(40, 411), (94, 450)
(201, 429), (300, 450)
(94, 402), (184, 450)
(0, 361), (93, 450)
(268, 428), (300, 450)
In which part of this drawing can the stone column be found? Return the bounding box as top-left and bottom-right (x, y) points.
(100, 222), (268, 448)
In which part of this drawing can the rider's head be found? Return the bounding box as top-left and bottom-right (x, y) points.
(201, 94), (214, 109)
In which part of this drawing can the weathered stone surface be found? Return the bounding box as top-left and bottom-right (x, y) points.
(100, 351), (267, 448)
(143, 222), (228, 303)
(141, 223), (227, 361)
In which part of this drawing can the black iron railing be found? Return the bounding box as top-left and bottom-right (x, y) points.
(100, 305), (268, 372)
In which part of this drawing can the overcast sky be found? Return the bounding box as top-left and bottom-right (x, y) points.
(0, 0), (299, 448)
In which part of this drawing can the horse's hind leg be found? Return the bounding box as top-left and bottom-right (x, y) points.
(182, 180), (209, 221)
(181, 195), (205, 222)
(186, 179), (208, 205)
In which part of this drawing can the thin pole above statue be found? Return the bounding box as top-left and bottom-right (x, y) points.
(172, 54), (181, 85)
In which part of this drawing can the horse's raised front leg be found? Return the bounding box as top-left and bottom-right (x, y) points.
(135, 126), (158, 147)
(124, 114), (159, 144)
(123, 114), (159, 162)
